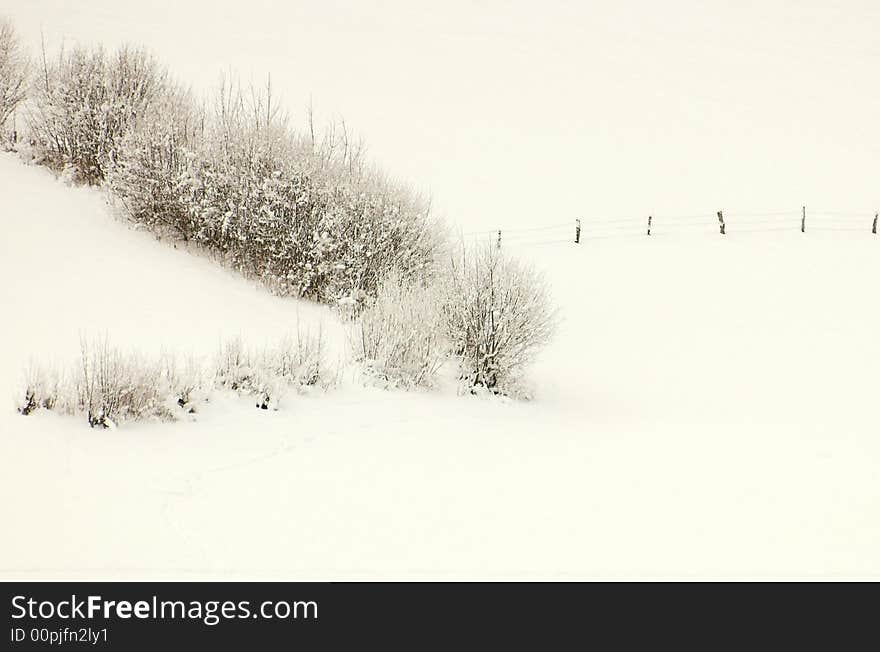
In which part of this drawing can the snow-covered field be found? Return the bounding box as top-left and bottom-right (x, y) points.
(2, 153), (878, 579)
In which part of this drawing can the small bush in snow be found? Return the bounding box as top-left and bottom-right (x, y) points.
(274, 328), (325, 389)
(353, 274), (447, 388)
(17, 362), (65, 416)
(0, 18), (28, 142)
(77, 337), (178, 428)
(214, 328), (326, 410)
(214, 336), (257, 394)
(158, 351), (206, 414)
(441, 244), (557, 395)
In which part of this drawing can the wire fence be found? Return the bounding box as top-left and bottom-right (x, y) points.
(461, 209), (880, 249)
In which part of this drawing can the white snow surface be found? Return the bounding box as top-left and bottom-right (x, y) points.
(1, 153), (879, 579)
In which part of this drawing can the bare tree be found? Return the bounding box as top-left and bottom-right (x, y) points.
(442, 244), (557, 394)
(0, 18), (28, 137)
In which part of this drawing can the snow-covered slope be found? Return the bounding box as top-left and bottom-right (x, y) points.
(2, 153), (879, 579)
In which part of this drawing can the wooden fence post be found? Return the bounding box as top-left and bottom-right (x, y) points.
(717, 210), (725, 235)
(801, 206), (806, 233)
(647, 215), (652, 236)
(873, 212), (878, 235)
(575, 219), (581, 244)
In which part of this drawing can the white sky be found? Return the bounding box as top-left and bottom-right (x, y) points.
(4, 0), (880, 230)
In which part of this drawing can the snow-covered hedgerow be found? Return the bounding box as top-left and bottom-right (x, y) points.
(107, 74), (445, 304)
(17, 332), (331, 427)
(0, 17), (28, 141)
(17, 338), (185, 427)
(352, 274), (447, 388)
(28, 43), (167, 184)
(441, 243), (557, 395)
(9, 15), (446, 305)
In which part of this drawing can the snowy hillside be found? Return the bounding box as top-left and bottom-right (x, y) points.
(2, 152), (879, 578)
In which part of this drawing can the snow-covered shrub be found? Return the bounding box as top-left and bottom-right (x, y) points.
(17, 362), (65, 416)
(214, 329), (326, 409)
(107, 83), (205, 240)
(184, 81), (315, 286)
(187, 79), (445, 303)
(214, 336), (258, 395)
(273, 328), (325, 389)
(353, 274), (447, 388)
(29, 44), (167, 183)
(158, 351), (206, 414)
(300, 161), (445, 304)
(0, 18), (28, 143)
(441, 244), (557, 395)
(77, 337), (177, 428)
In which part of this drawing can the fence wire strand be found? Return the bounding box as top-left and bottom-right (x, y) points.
(461, 210), (878, 248)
